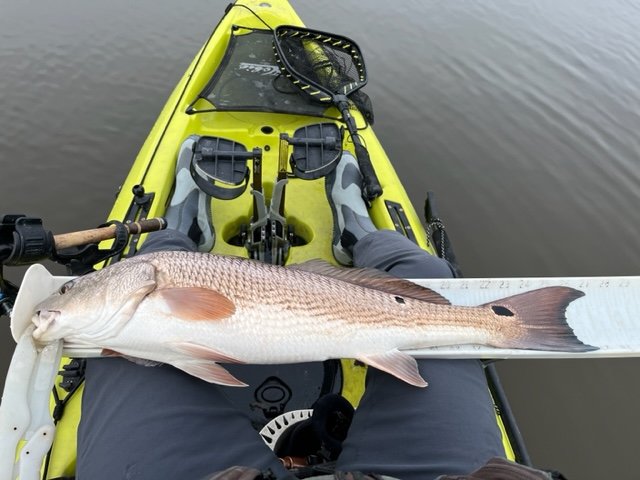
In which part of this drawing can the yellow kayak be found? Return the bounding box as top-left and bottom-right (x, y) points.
(39, 1), (522, 476)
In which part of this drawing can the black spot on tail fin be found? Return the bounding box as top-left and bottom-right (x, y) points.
(485, 286), (597, 352)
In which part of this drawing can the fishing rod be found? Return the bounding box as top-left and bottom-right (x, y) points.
(0, 215), (167, 316)
(53, 218), (166, 250)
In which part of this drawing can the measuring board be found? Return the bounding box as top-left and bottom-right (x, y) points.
(8, 264), (640, 359)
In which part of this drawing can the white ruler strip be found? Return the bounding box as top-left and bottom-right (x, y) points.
(405, 276), (640, 358)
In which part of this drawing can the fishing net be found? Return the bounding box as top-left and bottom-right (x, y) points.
(274, 26), (374, 124)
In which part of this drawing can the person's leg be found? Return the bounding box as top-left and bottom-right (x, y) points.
(76, 139), (288, 480)
(327, 155), (505, 479)
(353, 229), (457, 279)
(336, 232), (505, 480)
(77, 357), (289, 479)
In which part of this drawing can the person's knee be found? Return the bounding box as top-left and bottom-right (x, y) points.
(353, 230), (456, 279)
(138, 229), (197, 254)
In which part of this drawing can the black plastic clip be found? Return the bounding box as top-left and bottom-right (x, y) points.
(58, 358), (87, 393)
(52, 358), (87, 423)
(54, 220), (130, 275)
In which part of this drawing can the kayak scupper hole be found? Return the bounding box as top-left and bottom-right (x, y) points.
(261, 126), (274, 134)
(263, 385), (286, 403)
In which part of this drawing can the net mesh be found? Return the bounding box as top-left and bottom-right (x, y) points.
(275, 28), (366, 99)
(201, 30), (328, 116)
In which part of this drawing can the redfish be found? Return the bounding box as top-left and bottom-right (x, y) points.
(31, 251), (594, 387)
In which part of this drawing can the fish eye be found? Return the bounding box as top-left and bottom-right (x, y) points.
(59, 281), (74, 295)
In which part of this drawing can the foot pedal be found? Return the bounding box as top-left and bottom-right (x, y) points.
(286, 123), (342, 180)
(191, 137), (261, 199)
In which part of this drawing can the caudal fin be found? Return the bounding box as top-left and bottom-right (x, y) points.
(486, 286), (597, 352)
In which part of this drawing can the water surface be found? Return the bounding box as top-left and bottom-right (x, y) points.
(1, 1), (639, 477)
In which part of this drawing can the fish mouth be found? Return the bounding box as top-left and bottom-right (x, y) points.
(32, 309), (60, 340)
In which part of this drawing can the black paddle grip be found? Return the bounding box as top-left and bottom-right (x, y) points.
(338, 101), (383, 202)
(354, 142), (383, 202)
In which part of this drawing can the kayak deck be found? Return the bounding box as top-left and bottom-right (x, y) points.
(106, 1), (434, 265)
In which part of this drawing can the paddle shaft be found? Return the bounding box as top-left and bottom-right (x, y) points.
(53, 218), (166, 250)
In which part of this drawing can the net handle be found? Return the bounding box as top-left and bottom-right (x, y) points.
(273, 26), (382, 202)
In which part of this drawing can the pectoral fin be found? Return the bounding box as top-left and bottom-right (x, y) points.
(173, 359), (248, 387)
(357, 349), (428, 387)
(154, 287), (236, 321)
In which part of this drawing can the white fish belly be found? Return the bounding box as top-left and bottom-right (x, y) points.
(100, 299), (492, 365)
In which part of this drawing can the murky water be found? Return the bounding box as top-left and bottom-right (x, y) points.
(1, 0), (639, 477)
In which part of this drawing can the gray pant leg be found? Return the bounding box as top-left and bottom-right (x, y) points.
(136, 228), (198, 253)
(77, 358), (290, 479)
(76, 230), (289, 480)
(352, 230), (457, 279)
(336, 230), (505, 480)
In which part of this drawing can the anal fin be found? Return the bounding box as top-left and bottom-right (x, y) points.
(357, 349), (428, 387)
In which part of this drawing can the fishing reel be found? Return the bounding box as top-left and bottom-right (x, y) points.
(0, 214), (130, 274)
(0, 214), (167, 317)
(0, 215), (56, 317)
(0, 215), (56, 267)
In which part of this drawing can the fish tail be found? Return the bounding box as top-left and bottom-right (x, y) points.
(486, 286), (597, 352)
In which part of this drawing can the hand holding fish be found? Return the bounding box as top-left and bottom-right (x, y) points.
(31, 251), (595, 387)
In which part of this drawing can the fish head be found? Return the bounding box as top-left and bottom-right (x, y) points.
(32, 259), (157, 343)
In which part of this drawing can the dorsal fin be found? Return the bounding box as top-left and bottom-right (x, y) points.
(289, 259), (450, 305)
